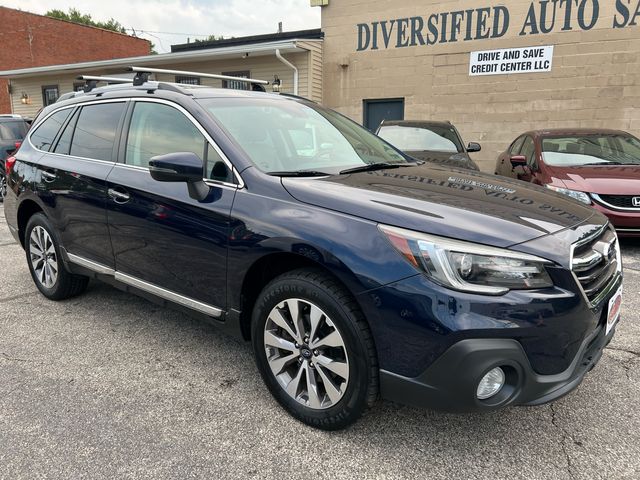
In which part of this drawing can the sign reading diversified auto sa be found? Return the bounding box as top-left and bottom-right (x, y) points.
(469, 45), (554, 76)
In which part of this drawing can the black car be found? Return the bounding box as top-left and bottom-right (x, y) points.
(3, 69), (622, 430)
(377, 120), (481, 170)
(0, 115), (29, 201)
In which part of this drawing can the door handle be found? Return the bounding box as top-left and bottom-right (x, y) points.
(108, 188), (130, 203)
(41, 171), (56, 182)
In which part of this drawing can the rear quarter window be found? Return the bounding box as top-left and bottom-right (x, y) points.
(29, 109), (72, 151)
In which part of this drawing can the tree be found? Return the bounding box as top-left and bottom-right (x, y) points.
(193, 35), (225, 43)
(46, 8), (127, 34)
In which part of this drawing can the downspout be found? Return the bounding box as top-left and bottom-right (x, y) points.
(275, 48), (298, 95)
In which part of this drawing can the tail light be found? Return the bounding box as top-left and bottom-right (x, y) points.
(14, 141), (22, 151)
(5, 155), (16, 176)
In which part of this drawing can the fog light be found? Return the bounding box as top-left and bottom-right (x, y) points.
(477, 367), (506, 400)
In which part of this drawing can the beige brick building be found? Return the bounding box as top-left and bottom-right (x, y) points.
(317, 0), (640, 170)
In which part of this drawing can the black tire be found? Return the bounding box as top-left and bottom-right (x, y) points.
(251, 268), (378, 430)
(0, 172), (6, 203)
(25, 213), (89, 300)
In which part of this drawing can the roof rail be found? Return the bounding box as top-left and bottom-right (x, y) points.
(128, 66), (270, 92)
(76, 75), (133, 93)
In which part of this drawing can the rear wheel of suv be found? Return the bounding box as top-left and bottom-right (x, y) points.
(251, 269), (378, 430)
(25, 213), (89, 300)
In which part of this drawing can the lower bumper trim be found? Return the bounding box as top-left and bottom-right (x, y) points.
(380, 325), (614, 412)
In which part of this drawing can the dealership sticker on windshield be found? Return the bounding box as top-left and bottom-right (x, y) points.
(606, 286), (623, 336)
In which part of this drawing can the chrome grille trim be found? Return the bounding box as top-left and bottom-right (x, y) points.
(570, 225), (622, 307)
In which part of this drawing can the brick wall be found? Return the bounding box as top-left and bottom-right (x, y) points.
(320, 0), (640, 171)
(0, 7), (150, 113)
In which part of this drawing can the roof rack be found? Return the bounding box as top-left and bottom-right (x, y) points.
(128, 66), (270, 92)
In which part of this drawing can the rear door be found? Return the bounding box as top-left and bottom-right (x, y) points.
(105, 99), (237, 314)
(33, 101), (125, 268)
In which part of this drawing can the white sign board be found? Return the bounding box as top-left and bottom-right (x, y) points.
(469, 45), (554, 76)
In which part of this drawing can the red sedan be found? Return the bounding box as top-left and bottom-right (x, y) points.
(495, 129), (640, 236)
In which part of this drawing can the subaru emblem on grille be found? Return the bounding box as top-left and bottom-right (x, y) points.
(633, 197), (640, 207)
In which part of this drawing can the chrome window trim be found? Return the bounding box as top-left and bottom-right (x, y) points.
(27, 98), (128, 162)
(27, 97), (245, 190)
(111, 163), (239, 191)
(65, 252), (223, 318)
(129, 98), (244, 189)
(591, 193), (640, 212)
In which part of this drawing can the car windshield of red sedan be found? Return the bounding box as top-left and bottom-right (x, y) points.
(377, 125), (463, 153)
(542, 134), (640, 166)
(198, 97), (408, 174)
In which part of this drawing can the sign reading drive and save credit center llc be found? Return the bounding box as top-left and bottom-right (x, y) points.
(469, 45), (554, 76)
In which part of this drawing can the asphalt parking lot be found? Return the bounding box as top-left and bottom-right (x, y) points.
(0, 207), (639, 480)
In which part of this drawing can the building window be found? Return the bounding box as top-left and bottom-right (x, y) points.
(175, 76), (200, 85)
(222, 71), (250, 90)
(42, 85), (60, 106)
(73, 82), (85, 92)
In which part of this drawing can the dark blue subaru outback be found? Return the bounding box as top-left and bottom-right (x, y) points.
(3, 69), (623, 430)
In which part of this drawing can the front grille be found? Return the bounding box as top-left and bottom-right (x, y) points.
(571, 226), (619, 304)
(596, 194), (640, 210)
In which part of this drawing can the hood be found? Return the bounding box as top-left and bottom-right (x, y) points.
(282, 164), (598, 248)
(403, 151), (479, 170)
(547, 165), (640, 194)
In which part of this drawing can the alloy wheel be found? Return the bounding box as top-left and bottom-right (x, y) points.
(29, 226), (58, 289)
(264, 298), (350, 410)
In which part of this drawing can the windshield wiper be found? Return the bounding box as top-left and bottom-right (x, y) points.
(339, 163), (412, 175)
(267, 170), (331, 177)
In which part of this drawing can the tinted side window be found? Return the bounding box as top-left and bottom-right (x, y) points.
(30, 109), (72, 151)
(70, 103), (125, 161)
(126, 102), (206, 169)
(510, 136), (526, 155)
(520, 137), (535, 164)
(53, 109), (80, 155)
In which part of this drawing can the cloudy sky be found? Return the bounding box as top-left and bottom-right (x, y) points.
(2, 0), (320, 52)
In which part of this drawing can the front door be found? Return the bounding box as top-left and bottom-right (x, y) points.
(363, 98), (405, 131)
(105, 99), (237, 312)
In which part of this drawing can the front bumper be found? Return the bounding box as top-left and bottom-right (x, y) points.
(591, 202), (640, 236)
(379, 323), (615, 411)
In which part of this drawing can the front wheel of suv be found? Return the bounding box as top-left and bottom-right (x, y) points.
(251, 269), (378, 430)
(25, 213), (89, 300)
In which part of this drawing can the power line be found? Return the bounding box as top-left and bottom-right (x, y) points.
(125, 28), (213, 37)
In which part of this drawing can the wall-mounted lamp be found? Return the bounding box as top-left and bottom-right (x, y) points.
(20, 92), (30, 105)
(272, 75), (281, 93)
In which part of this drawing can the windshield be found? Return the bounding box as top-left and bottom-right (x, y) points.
(542, 134), (640, 166)
(0, 120), (27, 141)
(377, 124), (463, 153)
(197, 98), (407, 174)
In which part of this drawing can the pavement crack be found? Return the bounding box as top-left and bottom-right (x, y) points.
(605, 346), (640, 357)
(605, 347), (640, 381)
(0, 352), (45, 364)
(550, 404), (579, 480)
(0, 291), (39, 304)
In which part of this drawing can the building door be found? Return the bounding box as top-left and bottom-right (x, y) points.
(363, 98), (404, 131)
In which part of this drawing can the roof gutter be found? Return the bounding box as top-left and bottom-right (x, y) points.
(0, 40), (304, 78)
(275, 48), (298, 96)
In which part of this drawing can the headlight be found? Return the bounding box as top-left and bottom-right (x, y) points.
(379, 225), (553, 295)
(545, 185), (591, 205)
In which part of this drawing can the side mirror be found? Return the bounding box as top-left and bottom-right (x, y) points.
(510, 155), (528, 168)
(149, 152), (209, 201)
(467, 142), (482, 153)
